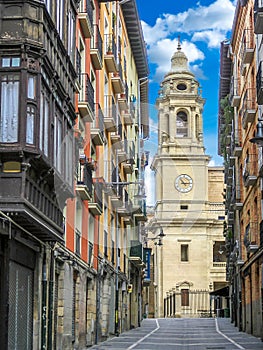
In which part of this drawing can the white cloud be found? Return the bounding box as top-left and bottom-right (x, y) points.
(192, 30), (227, 48)
(148, 38), (206, 81)
(162, 0), (235, 35)
(141, 0), (235, 83)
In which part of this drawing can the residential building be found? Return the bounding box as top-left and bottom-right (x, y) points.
(218, 0), (263, 339)
(0, 0), (149, 348)
(0, 0), (79, 348)
(150, 42), (226, 318)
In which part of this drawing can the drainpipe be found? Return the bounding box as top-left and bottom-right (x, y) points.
(41, 250), (47, 350)
(47, 247), (55, 349)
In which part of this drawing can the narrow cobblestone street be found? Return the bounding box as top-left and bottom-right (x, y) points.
(90, 318), (263, 350)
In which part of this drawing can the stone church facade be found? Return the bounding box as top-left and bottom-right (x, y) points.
(149, 42), (227, 318)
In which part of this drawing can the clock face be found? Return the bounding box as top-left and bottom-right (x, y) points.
(175, 174), (193, 193)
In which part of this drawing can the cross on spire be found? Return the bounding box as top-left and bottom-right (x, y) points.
(177, 35), (181, 51)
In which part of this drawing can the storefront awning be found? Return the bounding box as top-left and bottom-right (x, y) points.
(210, 285), (229, 297)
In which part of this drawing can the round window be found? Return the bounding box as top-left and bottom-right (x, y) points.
(177, 83), (187, 91)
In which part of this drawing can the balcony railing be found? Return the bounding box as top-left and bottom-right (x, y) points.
(133, 197), (147, 222)
(256, 61), (263, 104)
(103, 95), (117, 131)
(111, 64), (124, 94)
(90, 24), (103, 70)
(242, 153), (257, 187)
(254, 0), (263, 34)
(76, 158), (93, 200)
(78, 73), (94, 122)
(130, 240), (144, 267)
(91, 104), (104, 145)
(244, 221), (259, 253)
(104, 34), (117, 72)
(78, 0), (93, 38)
(229, 76), (240, 107)
(89, 180), (103, 215)
(241, 87), (256, 128)
(117, 188), (132, 218)
(240, 28), (254, 72)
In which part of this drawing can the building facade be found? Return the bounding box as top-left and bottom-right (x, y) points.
(0, 0), (149, 349)
(150, 43), (226, 318)
(218, 0), (263, 340)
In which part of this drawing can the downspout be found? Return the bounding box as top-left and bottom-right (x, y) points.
(41, 249), (47, 350)
(47, 246), (55, 349)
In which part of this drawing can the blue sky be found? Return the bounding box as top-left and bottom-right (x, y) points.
(136, 0), (236, 204)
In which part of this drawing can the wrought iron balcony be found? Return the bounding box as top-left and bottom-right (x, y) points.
(117, 188), (132, 218)
(240, 28), (255, 66)
(118, 93), (129, 111)
(90, 24), (103, 70)
(133, 197), (147, 222)
(88, 180), (103, 215)
(229, 76), (240, 107)
(91, 104), (104, 146)
(244, 221), (259, 253)
(103, 95), (117, 131)
(104, 34), (117, 73)
(130, 240), (144, 268)
(256, 61), (263, 104)
(78, 0), (93, 38)
(78, 73), (95, 122)
(254, 0), (263, 34)
(241, 87), (256, 128)
(111, 64), (124, 94)
(110, 119), (122, 148)
(76, 157), (93, 200)
(242, 153), (257, 187)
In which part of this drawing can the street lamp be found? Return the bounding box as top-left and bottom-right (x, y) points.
(249, 118), (263, 146)
(143, 227), (166, 246)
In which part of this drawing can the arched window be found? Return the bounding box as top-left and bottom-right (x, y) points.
(176, 111), (188, 137)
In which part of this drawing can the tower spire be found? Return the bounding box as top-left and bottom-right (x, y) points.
(177, 35), (181, 51)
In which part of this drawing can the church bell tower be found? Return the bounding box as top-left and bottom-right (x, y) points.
(150, 39), (225, 318)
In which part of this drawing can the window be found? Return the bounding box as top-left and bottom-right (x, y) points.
(65, 128), (74, 186)
(54, 113), (62, 173)
(2, 57), (20, 67)
(104, 230), (108, 257)
(75, 200), (82, 256)
(177, 83), (187, 91)
(27, 76), (36, 99)
(67, 7), (75, 61)
(176, 111), (188, 137)
(56, 0), (64, 37)
(0, 74), (19, 143)
(44, 0), (51, 13)
(26, 106), (35, 144)
(181, 244), (189, 262)
(39, 88), (49, 156)
(181, 289), (189, 306)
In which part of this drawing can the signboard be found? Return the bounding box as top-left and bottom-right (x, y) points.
(143, 248), (151, 281)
